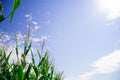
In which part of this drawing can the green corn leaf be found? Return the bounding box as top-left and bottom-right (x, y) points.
(50, 66), (54, 80)
(37, 50), (42, 60)
(9, 0), (21, 22)
(0, 49), (4, 63)
(6, 51), (12, 63)
(15, 47), (18, 57)
(0, 76), (7, 80)
(18, 65), (24, 80)
(24, 43), (27, 54)
(0, 13), (5, 22)
(0, 2), (3, 11)
(0, 56), (4, 64)
(24, 42), (32, 56)
(38, 52), (48, 67)
(26, 42), (32, 54)
(0, 49), (2, 56)
(38, 57), (44, 67)
(33, 66), (38, 78)
(2, 51), (12, 68)
(24, 64), (31, 79)
(15, 73), (19, 80)
(31, 49), (35, 64)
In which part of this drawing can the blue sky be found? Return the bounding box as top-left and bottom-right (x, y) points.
(1, 0), (120, 80)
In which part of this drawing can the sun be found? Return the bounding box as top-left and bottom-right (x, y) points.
(97, 0), (120, 12)
(95, 0), (120, 20)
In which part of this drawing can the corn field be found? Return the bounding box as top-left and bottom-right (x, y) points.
(0, 31), (63, 80)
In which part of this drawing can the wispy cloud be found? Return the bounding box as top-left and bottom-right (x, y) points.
(32, 21), (38, 25)
(93, 50), (120, 73)
(0, 32), (25, 62)
(25, 13), (33, 22)
(65, 49), (120, 80)
(0, 33), (11, 43)
(34, 26), (40, 30)
(25, 13), (41, 31)
(80, 49), (120, 80)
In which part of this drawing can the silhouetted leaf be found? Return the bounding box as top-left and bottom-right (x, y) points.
(0, 2), (3, 11)
(9, 0), (21, 22)
(0, 13), (5, 22)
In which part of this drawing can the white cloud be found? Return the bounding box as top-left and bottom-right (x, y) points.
(65, 49), (120, 80)
(41, 36), (48, 40)
(34, 26), (40, 30)
(25, 14), (32, 18)
(3, 34), (10, 42)
(93, 50), (120, 74)
(32, 21), (38, 25)
(25, 14), (30, 18)
(17, 32), (24, 39)
(25, 13), (32, 22)
(0, 34), (11, 42)
(0, 43), (4, 50)
(79, 50), (120, 80)
(31, 38), (41, 42)
(31, 36), (48, 43)
(25, 14), (42, 31)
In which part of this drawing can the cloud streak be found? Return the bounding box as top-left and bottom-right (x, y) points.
(79, 50), (120, 80)
(65, 49), (120, 80)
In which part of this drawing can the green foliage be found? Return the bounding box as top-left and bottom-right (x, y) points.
(0, 0), (21, 22)
(9, 0), (22, 23)
(0, 2), (3, 11)
(0, 32), (63, 80)
(0, 13), (5, 22)
(0, 2), (5, 22)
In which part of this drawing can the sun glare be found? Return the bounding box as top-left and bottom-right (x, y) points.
(95, 0), (120, 20)
(97, 0), (120, 11)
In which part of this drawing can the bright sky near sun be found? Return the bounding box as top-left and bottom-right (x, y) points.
(0, 0), (120, 80)
(95, 0), (120, 20)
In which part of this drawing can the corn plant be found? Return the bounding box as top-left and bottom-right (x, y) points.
(0, 30), (63, 80)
